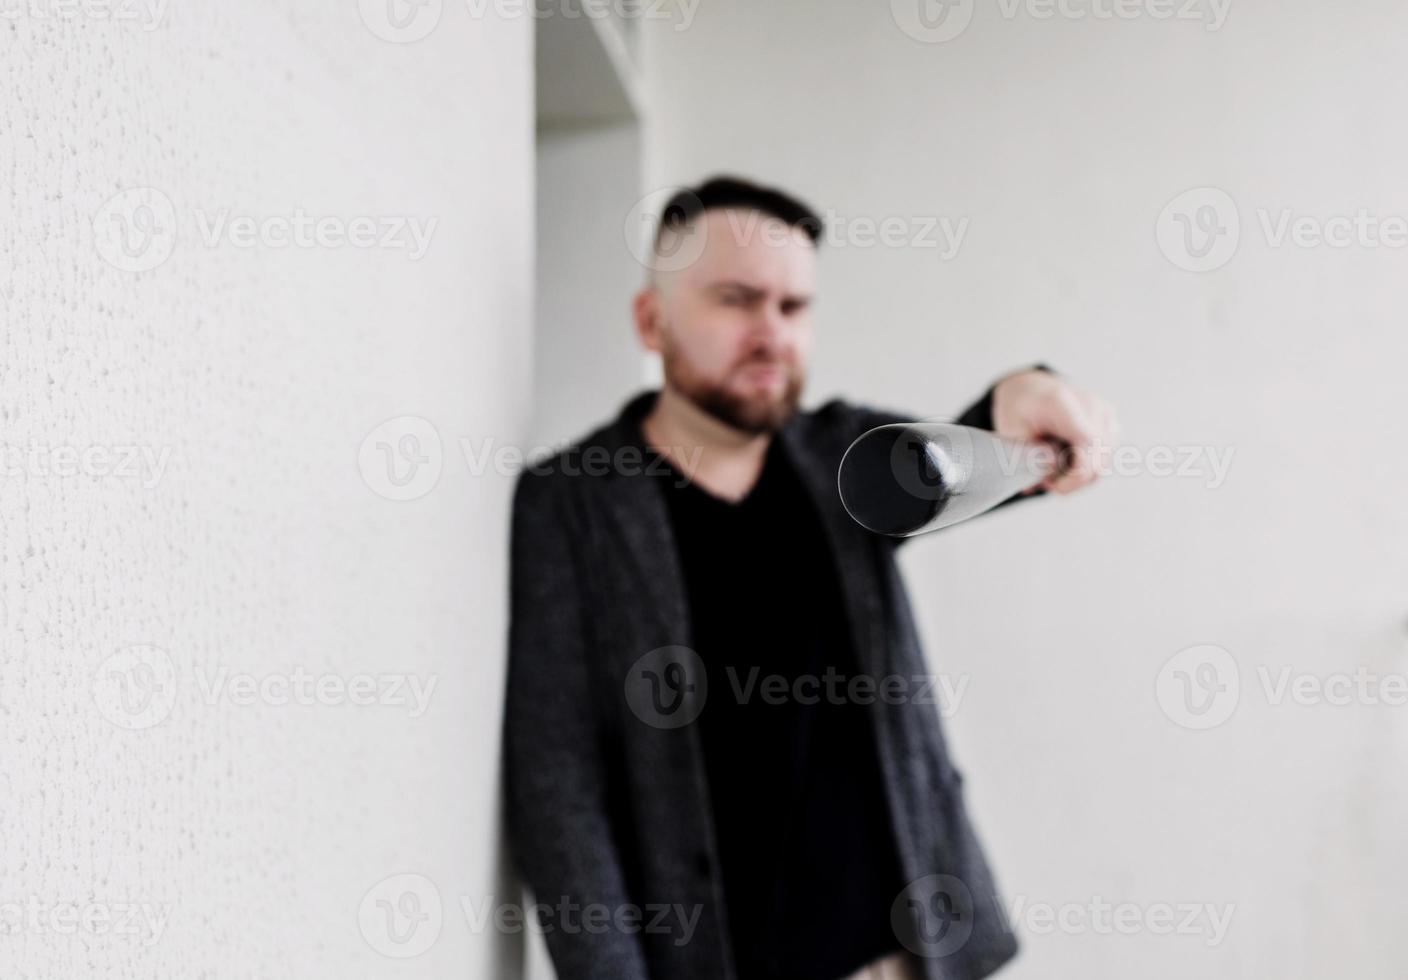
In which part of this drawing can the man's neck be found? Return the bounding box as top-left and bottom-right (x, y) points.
(641, 386), (772, 503)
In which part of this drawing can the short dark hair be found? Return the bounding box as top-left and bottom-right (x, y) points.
(654, 176), (824, 251)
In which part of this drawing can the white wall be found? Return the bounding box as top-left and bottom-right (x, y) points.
(533, 122), (648, 448)
(642, 2), (1408, 976)
(1, 4), (530, 977)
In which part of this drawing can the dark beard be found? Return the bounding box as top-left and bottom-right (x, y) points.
(662, 342), (804, 435)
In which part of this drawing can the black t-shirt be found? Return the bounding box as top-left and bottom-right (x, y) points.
(659, 435), (907, 980)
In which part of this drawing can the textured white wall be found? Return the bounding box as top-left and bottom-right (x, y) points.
(641, 2), (1408, 977)
(1, 4), (530, 977)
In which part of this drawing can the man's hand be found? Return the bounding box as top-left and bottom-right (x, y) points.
(992, 369), (1119, 495)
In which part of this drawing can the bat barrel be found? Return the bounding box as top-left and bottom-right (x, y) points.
(836, 422), (1058, 537)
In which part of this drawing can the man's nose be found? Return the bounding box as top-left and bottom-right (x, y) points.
(749, 303), (789, 349)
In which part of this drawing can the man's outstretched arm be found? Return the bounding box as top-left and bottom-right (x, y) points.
(502, 473), (651, 980)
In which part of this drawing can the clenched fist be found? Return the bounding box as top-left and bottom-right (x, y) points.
(992, 368), (1119, 495)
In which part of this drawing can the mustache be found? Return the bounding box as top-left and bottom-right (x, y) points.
(733, 356), (790, 371)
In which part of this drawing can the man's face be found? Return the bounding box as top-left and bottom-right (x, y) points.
(644, 208), (817, 434)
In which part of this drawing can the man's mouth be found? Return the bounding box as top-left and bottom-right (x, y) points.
(738, 363), (785, 388)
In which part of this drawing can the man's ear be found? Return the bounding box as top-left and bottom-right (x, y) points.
(632, 286), (664, 353)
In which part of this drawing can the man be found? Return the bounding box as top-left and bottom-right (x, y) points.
(503, 177), (1116, 980)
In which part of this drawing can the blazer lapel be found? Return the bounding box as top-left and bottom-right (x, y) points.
(778, 419), (889, 678)
(596, 392), (694, 648)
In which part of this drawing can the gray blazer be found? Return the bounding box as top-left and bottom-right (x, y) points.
(503, 386), (1029, 980)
